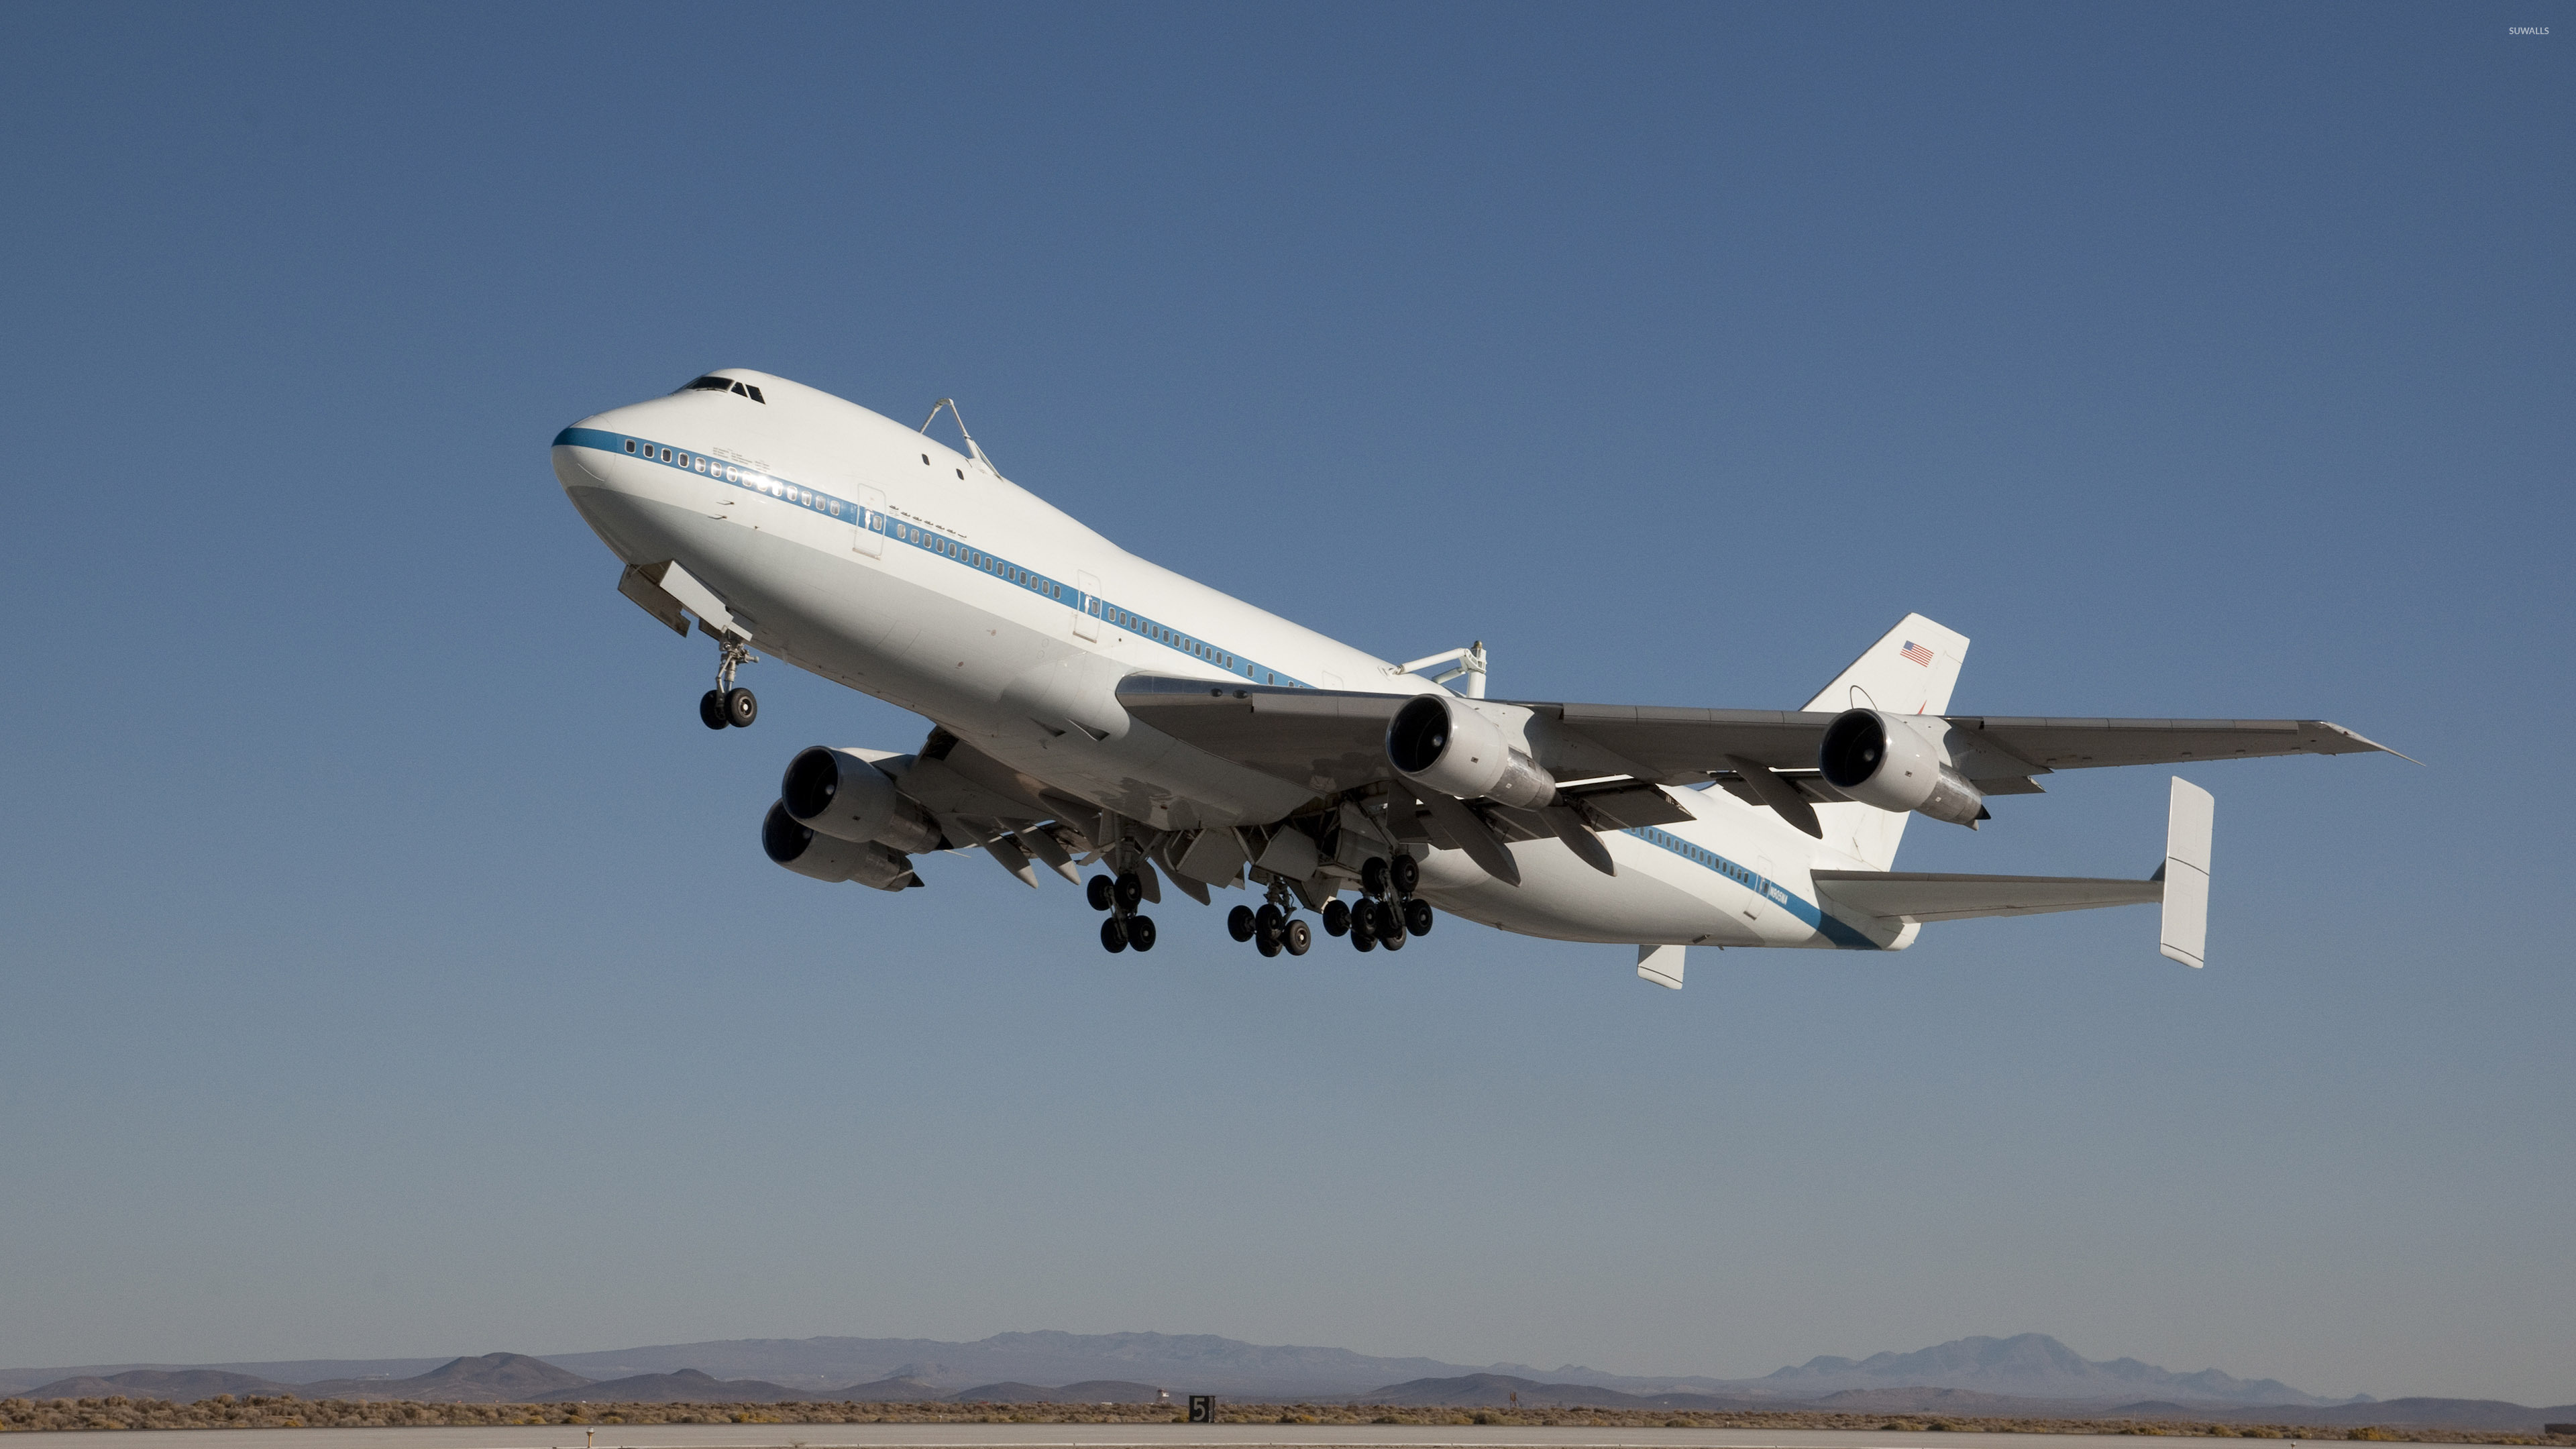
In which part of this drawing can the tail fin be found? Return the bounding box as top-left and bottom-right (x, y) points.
(1803, 613), (1971, 870)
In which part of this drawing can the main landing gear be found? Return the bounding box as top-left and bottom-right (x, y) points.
(698, 639), (759, 730)
(1328, 853), (1432, 953)
(1089, 869), (1157, 953)
(1226, 885), (1313, 958)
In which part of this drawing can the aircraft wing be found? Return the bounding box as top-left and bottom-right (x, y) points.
(1811, 870), (2161, 923)
(1116, 676), (2398, 801)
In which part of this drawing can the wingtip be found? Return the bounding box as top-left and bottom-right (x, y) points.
(2323, 722), (2422, 767)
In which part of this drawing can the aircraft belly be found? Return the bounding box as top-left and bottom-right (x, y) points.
(1416, 837), (1760, 947)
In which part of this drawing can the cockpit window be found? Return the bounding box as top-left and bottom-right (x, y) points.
(678, 375), (765, 403)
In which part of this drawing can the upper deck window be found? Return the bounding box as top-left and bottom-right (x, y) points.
(678, 376), (765, 403)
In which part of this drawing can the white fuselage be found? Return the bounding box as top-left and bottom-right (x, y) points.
(553, 370), (1908, 953)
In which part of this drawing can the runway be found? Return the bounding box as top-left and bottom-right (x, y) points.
(0, 1426), (2427, 1449)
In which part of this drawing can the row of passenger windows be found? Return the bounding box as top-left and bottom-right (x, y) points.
(616, 431), (1291, 684)
(680, 375), (767, 402)
(1648, 829), (1756, 886)
(625, 438), (849, 515)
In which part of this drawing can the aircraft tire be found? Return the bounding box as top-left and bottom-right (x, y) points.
(1256, 931), (1282, 958)
(1321, 899), (1351, 936)
(1114, 872), (1144, 911)
(1088, 875), (1116, 912)
(1350, 924), (1377, 953)
(1256, 903), (1285, 935)
(1375, 907), (1405, 947)
(1283, 920), (1311, 956)
(1099, 916), (1129, 953)
(699, 690), (729, 730)
(1227, 904), (1257, 941)
(1360, 857), (1391, 898)
(1391, 853), (1420, 896)
(723, 687), (758, 727)
(1403, 898), (1434, 936)
(1128, 915), (1157, 951)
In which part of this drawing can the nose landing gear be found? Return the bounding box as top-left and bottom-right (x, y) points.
(1090, 869), (1155, 953)
(699, 639), (759, 730)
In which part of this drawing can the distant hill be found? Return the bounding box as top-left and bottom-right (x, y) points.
(1743, 1334), (2334, 1406)
(0, 1331), (2450, 1413)
(528, 1369), (805, 1404)
(22, 1369), (302, 1403)
(534, 1331), (1484, 1396)
(1358, 1374), (1764, 1410)
(299, 1353), (592, 1403)
(2197, 1398), (2576, 1433)
(947, 1380), (1169, 1404)
(829, 1377), (947, 1401)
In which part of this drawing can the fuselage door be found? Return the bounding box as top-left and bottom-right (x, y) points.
(1075, 570), (1101, 640)
(853, 486), (885, 557)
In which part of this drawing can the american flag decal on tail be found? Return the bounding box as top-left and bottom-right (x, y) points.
(1900, 641), (1935, 667)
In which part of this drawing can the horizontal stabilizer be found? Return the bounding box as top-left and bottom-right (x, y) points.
(2160, 777), (2214, 967)
(1812, 871), (2161, 924)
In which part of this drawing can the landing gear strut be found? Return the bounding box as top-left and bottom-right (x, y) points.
(700, 639), (759, 730)
(1089, 868), (1155, 953)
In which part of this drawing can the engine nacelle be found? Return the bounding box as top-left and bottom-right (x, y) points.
(761, 801), (917, 890)
(1817, 708), (1986, 826)
(1386, 694), (1556, 809)
(780, 747), (942, 855)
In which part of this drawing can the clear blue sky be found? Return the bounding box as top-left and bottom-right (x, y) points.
(1, 1), (2567, 1407)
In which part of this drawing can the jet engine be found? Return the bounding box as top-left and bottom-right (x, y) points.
(780, 746), (943, 855)
(1386, 694), (1556, 808)
(1817, 708), (1986, 826)
(761, 801), (916, 890)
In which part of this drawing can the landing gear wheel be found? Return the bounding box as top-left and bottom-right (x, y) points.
(1376, 906), (1406, 947)
(1321, 899), (1351, 937)
(1087, 875), (1116, 912)
(722, 687), (758, 728)
(1391, 853), (1420, 896)
(1256, 931), (1282, 958)
(1114, 872), (1144, 912)
(1227, 904), (1257, 941)
(1099, 916), (1129, 953)
(1349, 899), (1378, 940)
(1403, 898), (1434, 936)
(1350, 924), (1377, 953)
(1283, 919), (1311, 956)
(699, 690), (729, 730)
(1256, 902), (1285, 936)
(1126, 915), (1157, 951)
(1360, 857), (1391, 899)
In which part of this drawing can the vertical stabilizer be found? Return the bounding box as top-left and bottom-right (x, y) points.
(2159, 777), (2214, 967)
(1801, 614), (1971, 869)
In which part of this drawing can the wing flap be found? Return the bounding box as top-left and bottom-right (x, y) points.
(1812, 870), (2161, 924)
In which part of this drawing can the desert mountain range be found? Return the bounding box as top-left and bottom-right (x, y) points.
(7, 1334), (2570, 1432)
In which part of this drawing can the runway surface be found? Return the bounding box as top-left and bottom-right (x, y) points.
(0, 1426), (2427, 1449)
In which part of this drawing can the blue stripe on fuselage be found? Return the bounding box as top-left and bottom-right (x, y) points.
(555, 427), (1314, 689)
(1625, 825), (1882, 950)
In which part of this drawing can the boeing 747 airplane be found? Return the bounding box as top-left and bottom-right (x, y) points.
(553, 370), (2395, 985)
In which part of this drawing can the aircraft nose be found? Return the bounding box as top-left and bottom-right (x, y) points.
(551, 414), (629, 493)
